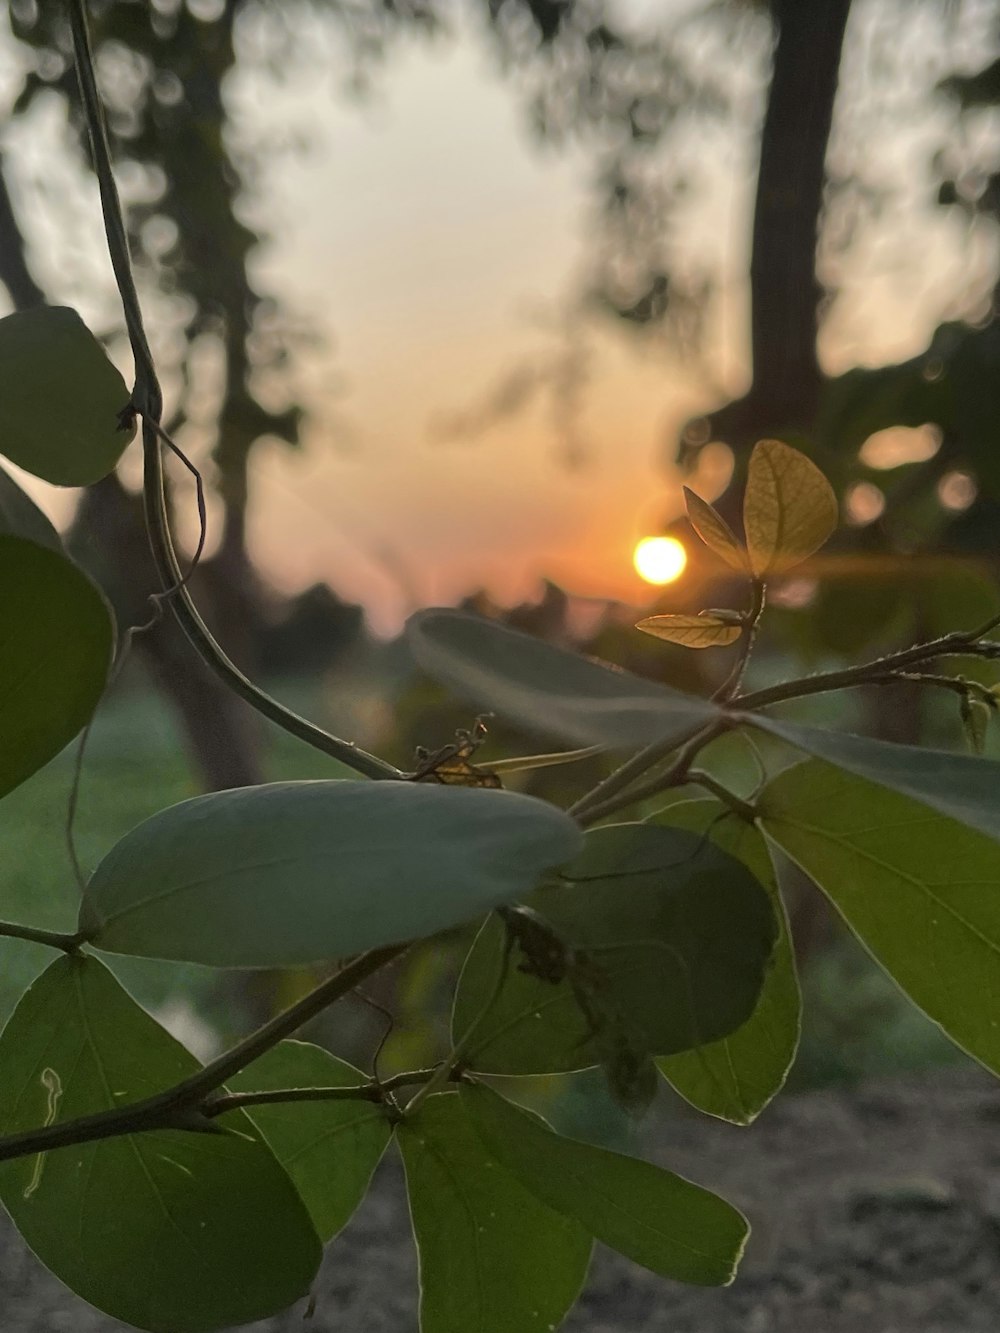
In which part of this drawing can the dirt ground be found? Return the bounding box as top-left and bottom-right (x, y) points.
(4, 1066), (1000, 1332)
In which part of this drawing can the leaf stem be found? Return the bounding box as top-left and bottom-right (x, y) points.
(0, 945), (407, 1165)
(67, 0), (402, 783)
(0, 922), (85, 953)
(203, 1067), (440, 1119)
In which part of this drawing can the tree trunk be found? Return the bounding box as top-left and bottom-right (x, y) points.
(703, 0), (853, 455)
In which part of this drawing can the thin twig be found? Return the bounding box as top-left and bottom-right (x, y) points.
(67, 0), (402, 783)
(0, 944), (407, 1165)
(203, 1067), (440, 1119)
(0, 921), (84, 953)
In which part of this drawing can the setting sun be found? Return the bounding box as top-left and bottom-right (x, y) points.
(633, 536), (688, 585)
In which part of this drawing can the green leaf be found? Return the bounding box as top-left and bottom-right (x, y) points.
(746, 715), (1000, 844)
(635, 614), (742, 649)
(0, 535), (113, 801)
(758, 759), (1000, 1077)
(397, 1092), (591, 1333)
(81, 781), (582, 967)
(462, 1082), (747, 1286)
(0, 956), (320, 1333)
(453, 823), (777, 1075)
(683, 486), (750, 573)
(0, 465), (61, 549)
(0, 307), (134, 486)
(223, 1041), (391, 1241)
(652, 801), (799, 1123)
(407, 608), (719, 750)
(742, 439), (838, 578)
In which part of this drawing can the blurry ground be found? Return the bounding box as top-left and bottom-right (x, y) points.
(3, 1067), (1000, 1331)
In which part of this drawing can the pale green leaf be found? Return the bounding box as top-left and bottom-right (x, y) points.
(683, 487), (749, 573)
(0, 956), (320, 1333)
(223, 1041), (391, 1241)
(743, 439), (838, 577)
(0, 535), (113, 801)
(397, 1092), (591, 1333)
(746, 715), (1000, 844)
(759, 759), (1000, 1076)
(407, 608), (719, 750)
(636, 614), (742, 649)
(0, 307), (134, 486)
(462, 1082), (747, 1286)
(81, 781), (582, 967)
(653, 801), (800, 1123)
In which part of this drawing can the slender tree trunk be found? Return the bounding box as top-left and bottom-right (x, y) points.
(706, 0), (853, 454)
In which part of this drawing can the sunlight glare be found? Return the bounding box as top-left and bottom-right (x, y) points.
(633, 536), (687, 585)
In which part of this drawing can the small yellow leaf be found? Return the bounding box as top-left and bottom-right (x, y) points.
(683, 487), (750, 573)
(636, 615), (743, 649)
(743, 440), (838, 578)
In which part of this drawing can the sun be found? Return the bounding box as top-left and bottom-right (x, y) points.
(633, 536), (687, 585)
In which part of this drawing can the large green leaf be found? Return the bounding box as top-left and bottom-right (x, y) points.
(407, 608), (718, 749)
(397, 1092), (591, 1333)
(0, 956), (320, 1333)
(81, 781), (582, 967)
(0, 307), (134, 486)
(758, 759), (1000, 1076)
(462, 1082), (747, 1286)
(223, 1041), (391, 1241)
(453, 822), (777, 1075)
(746, 715), (1000, 843)
(0, 465), (61, 549)
(0, 535), (113, 801)
(653, 801), (800, 1124)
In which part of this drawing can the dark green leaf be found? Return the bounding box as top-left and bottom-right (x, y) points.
(397, 1092), (591, 1333)
(0, 535), (113, 801)
(653, 801), (800, 1124)
(407, 608), (718, 749)
(453, 823), (777, 1075)
(759, 759), (1000, 1077)
(0, 465), (61, 549)
(81, 781), (582, 966)
(746, 715), (1000, 842)
(0, 956), (320, 1333)
(0, 307), (134, 486)
(462, 1082), (747, 1286)
(223, 1041), (391, 1241)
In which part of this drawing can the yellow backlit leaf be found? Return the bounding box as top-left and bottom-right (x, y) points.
(743, 440), (838, 578)
(636, 614), (743, 649)
(683, 487), (750, 573)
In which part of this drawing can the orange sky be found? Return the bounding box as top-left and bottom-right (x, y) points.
(3, 3), (997, 634)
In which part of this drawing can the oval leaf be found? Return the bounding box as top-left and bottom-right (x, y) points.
(743, 439), (838, 577)
(462, 1082), (747, 1286)
(745, 715), (1000, 845)
(636, 614), (742, 649)
(0, 307), (134, 486)
(407, 608), (719, 750)
(683, 487), (749, 573)
(0, 535), (113, 801)
(81, 781), (583, 967)
(652, 801), (800, 1124)
(223, 1041), (391, 1241)
(0, 465), (61, 549)
(397, 1092), (591, 1333)
(453, 822), (777, 1075)
(0, 956), (321, 1333)
(759, 759), (1000, 1078)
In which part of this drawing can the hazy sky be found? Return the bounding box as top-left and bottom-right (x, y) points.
(2, 1), (998, 633)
